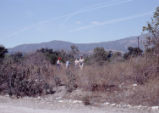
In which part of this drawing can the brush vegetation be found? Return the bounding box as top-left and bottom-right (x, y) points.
(0, 6), (159, 106)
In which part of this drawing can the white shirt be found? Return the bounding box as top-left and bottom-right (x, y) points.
(79, 58), (84, 65)
(75, 59), (79, 65)
(57, 60), (60, 65)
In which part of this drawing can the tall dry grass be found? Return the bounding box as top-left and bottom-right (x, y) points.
(0, 52), (158, 106)
(54, 55), (159, 106)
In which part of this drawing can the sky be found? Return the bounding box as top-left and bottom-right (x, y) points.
(0, 0), (159, 48)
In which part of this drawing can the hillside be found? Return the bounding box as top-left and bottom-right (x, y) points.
(9, 35), (145, 53)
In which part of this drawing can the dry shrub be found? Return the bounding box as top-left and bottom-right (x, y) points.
(0, 51), (159, 106)
(75, 62), (134, 92)
(0, 53), (56, 97)
(128, 78), (159, 106)
(73, 55), (159, 106)
(130, 56), (159, 84)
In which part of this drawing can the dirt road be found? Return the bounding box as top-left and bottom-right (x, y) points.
(0, 95), (158, 113)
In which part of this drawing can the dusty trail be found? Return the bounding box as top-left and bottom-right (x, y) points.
(0, 95), (158, 113)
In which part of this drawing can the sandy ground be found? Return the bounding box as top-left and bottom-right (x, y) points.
(0, 95), (158, 113)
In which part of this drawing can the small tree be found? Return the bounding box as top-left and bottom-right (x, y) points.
(143, 7), (159, 53)
(93, 47), (108, 64)
(60, 49), (74, 62)
(143, 6), (159, 65)
(124, 47), (143, 59)
(0, 45), (8, 59)
(10, 52), (23, 63)
(37, 48), (60, 64)
(70, 45), (79, 58)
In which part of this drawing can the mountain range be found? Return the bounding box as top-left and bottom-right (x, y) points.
(9, 35), (146, 53)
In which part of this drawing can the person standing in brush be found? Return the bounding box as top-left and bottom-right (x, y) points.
(66, 60), (70, 69)
(56, 57), (62, 69)
(79, 56), (84, 70)
(74, 58), (79, 69)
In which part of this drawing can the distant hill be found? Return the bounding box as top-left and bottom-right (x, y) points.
(9, 35), (146, 53)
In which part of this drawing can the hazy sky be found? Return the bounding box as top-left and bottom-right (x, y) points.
(0, 0), (159, 48)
